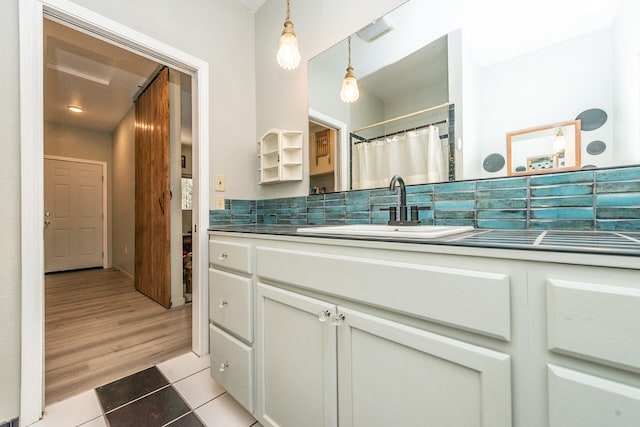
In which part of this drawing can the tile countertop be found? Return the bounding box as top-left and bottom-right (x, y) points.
(208, 224), (640, 258)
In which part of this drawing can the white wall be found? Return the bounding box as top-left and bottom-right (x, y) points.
(44, 122), (114, 266)
(350, 88), (385, 139)
(613, 0), (640, 166)
(477, 27), (614, 178)
(112, 108), (136, 277)
(255, 0), (406, 199)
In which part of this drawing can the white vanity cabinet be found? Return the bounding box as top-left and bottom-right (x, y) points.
(256, 282), (511, 427)
(209, 231), (640, 427)
(254, 240), (514, 427)
(208, 238), (255, 413)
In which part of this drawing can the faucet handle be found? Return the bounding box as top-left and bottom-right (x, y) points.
(410, 206), (431, 222)
(380, 206), (397, 223)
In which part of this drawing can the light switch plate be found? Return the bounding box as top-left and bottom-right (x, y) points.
(215, 175), (225, 191)
(214, 195), (225, 210)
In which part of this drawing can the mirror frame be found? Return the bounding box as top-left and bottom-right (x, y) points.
(506, 119), (581, 176)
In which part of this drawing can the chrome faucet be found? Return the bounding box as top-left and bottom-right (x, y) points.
(389, 175), (408, 223)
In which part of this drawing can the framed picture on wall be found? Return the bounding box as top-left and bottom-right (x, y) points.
(181, 155), (186, 169)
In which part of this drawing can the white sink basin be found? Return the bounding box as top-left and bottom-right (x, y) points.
(297, 224), (474, 239)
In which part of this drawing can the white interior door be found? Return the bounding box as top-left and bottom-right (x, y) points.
(44, 158), (104, 273)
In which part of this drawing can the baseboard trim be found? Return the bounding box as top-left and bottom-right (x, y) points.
(112, 265), (134, 280)
(171, 296), (186, 308)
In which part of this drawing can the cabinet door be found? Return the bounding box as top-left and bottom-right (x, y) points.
(209, 268), (253, 342)
(256, 283), (338, 427)
(337, 307), (512, 427)
(210, 324), (254, 413)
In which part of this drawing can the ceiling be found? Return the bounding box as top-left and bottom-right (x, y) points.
(44, 19), (194, 146)
(44, 19), (161, 134)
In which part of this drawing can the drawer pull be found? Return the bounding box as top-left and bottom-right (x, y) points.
(219, 361), (230, 372)
(218, 300), (229, 309)
(318, 310), (331, 322)
(332, 313), (345, 326)
(218, 252), (229, 260)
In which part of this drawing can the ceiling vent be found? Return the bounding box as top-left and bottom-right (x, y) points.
(46, 36), (117, 86)
(356, 17), (394, 42)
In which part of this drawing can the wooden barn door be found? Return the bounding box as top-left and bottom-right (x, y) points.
(135, 68), (171, 308)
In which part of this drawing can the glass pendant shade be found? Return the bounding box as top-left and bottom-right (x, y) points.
(277, 21), (301, 70)
(340, 36), (359, 103)
(553, 128), (566, 152)
(340, 67), (360, 103)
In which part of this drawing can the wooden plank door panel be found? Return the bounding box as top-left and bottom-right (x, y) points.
(135, 68), (171, 308)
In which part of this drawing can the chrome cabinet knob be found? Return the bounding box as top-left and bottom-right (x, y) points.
(332, 313), (345, 326)
(218, 252), (228, 260)
(219, 362), (229, 372)
(218, 300), (228, 309)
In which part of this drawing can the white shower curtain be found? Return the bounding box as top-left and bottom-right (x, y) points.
(352, 126), (448, 189)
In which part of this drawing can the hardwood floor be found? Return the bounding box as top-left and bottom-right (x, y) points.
(45, 268), (192, 405)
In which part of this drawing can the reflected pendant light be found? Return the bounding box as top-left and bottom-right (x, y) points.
(277, 0), (301, 70)
(553, 127), (566, 153)
(340, 36), (360, 103)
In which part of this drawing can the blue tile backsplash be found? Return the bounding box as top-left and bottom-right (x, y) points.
(210, 166), (640, 231)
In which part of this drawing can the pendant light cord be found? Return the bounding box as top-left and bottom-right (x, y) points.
(348, 36), (352, 67)
(286, 0), (291, 21)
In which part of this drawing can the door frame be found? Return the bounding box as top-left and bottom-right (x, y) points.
(19, 0), (210, 424)
(44, 155), (109, 270)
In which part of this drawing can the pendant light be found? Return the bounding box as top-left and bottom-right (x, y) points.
(340, 36), (360, 103)
(277, 0), (301, 70)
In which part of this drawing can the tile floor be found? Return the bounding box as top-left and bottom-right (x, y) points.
(31, 352), (260, 427)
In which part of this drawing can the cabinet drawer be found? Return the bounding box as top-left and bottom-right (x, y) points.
(209, 239), (252, 274)
(256, 246), (511, 340)
(548, 365), (640, 426)
(547, 278), (640, 371)
(210, 324), (254, 413)
(209, 268), (253, 343)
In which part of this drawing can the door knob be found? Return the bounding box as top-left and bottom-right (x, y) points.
(44, 211), (51, 217)
(44, 220), (51, 225)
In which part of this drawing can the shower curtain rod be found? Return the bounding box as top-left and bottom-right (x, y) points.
(352, 119), (448, 144)
(351, 102), (450, 134)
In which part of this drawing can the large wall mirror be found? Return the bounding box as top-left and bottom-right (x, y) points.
(308, 0), (640, 193)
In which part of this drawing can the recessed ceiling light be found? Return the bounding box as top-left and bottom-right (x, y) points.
(67, 105), (84, 113)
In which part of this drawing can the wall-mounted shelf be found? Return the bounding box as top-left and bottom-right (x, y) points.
(258, 129), (303, 184)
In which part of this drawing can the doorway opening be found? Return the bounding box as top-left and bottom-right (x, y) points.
(308, 110), (350, 193)
(20, 0), (210, 423)
(42, 17), (195, 404)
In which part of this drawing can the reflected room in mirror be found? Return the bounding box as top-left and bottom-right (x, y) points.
(308, 0), (640, 192)
(309, 122), (337, 193)
(507, 120), (581, 176)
